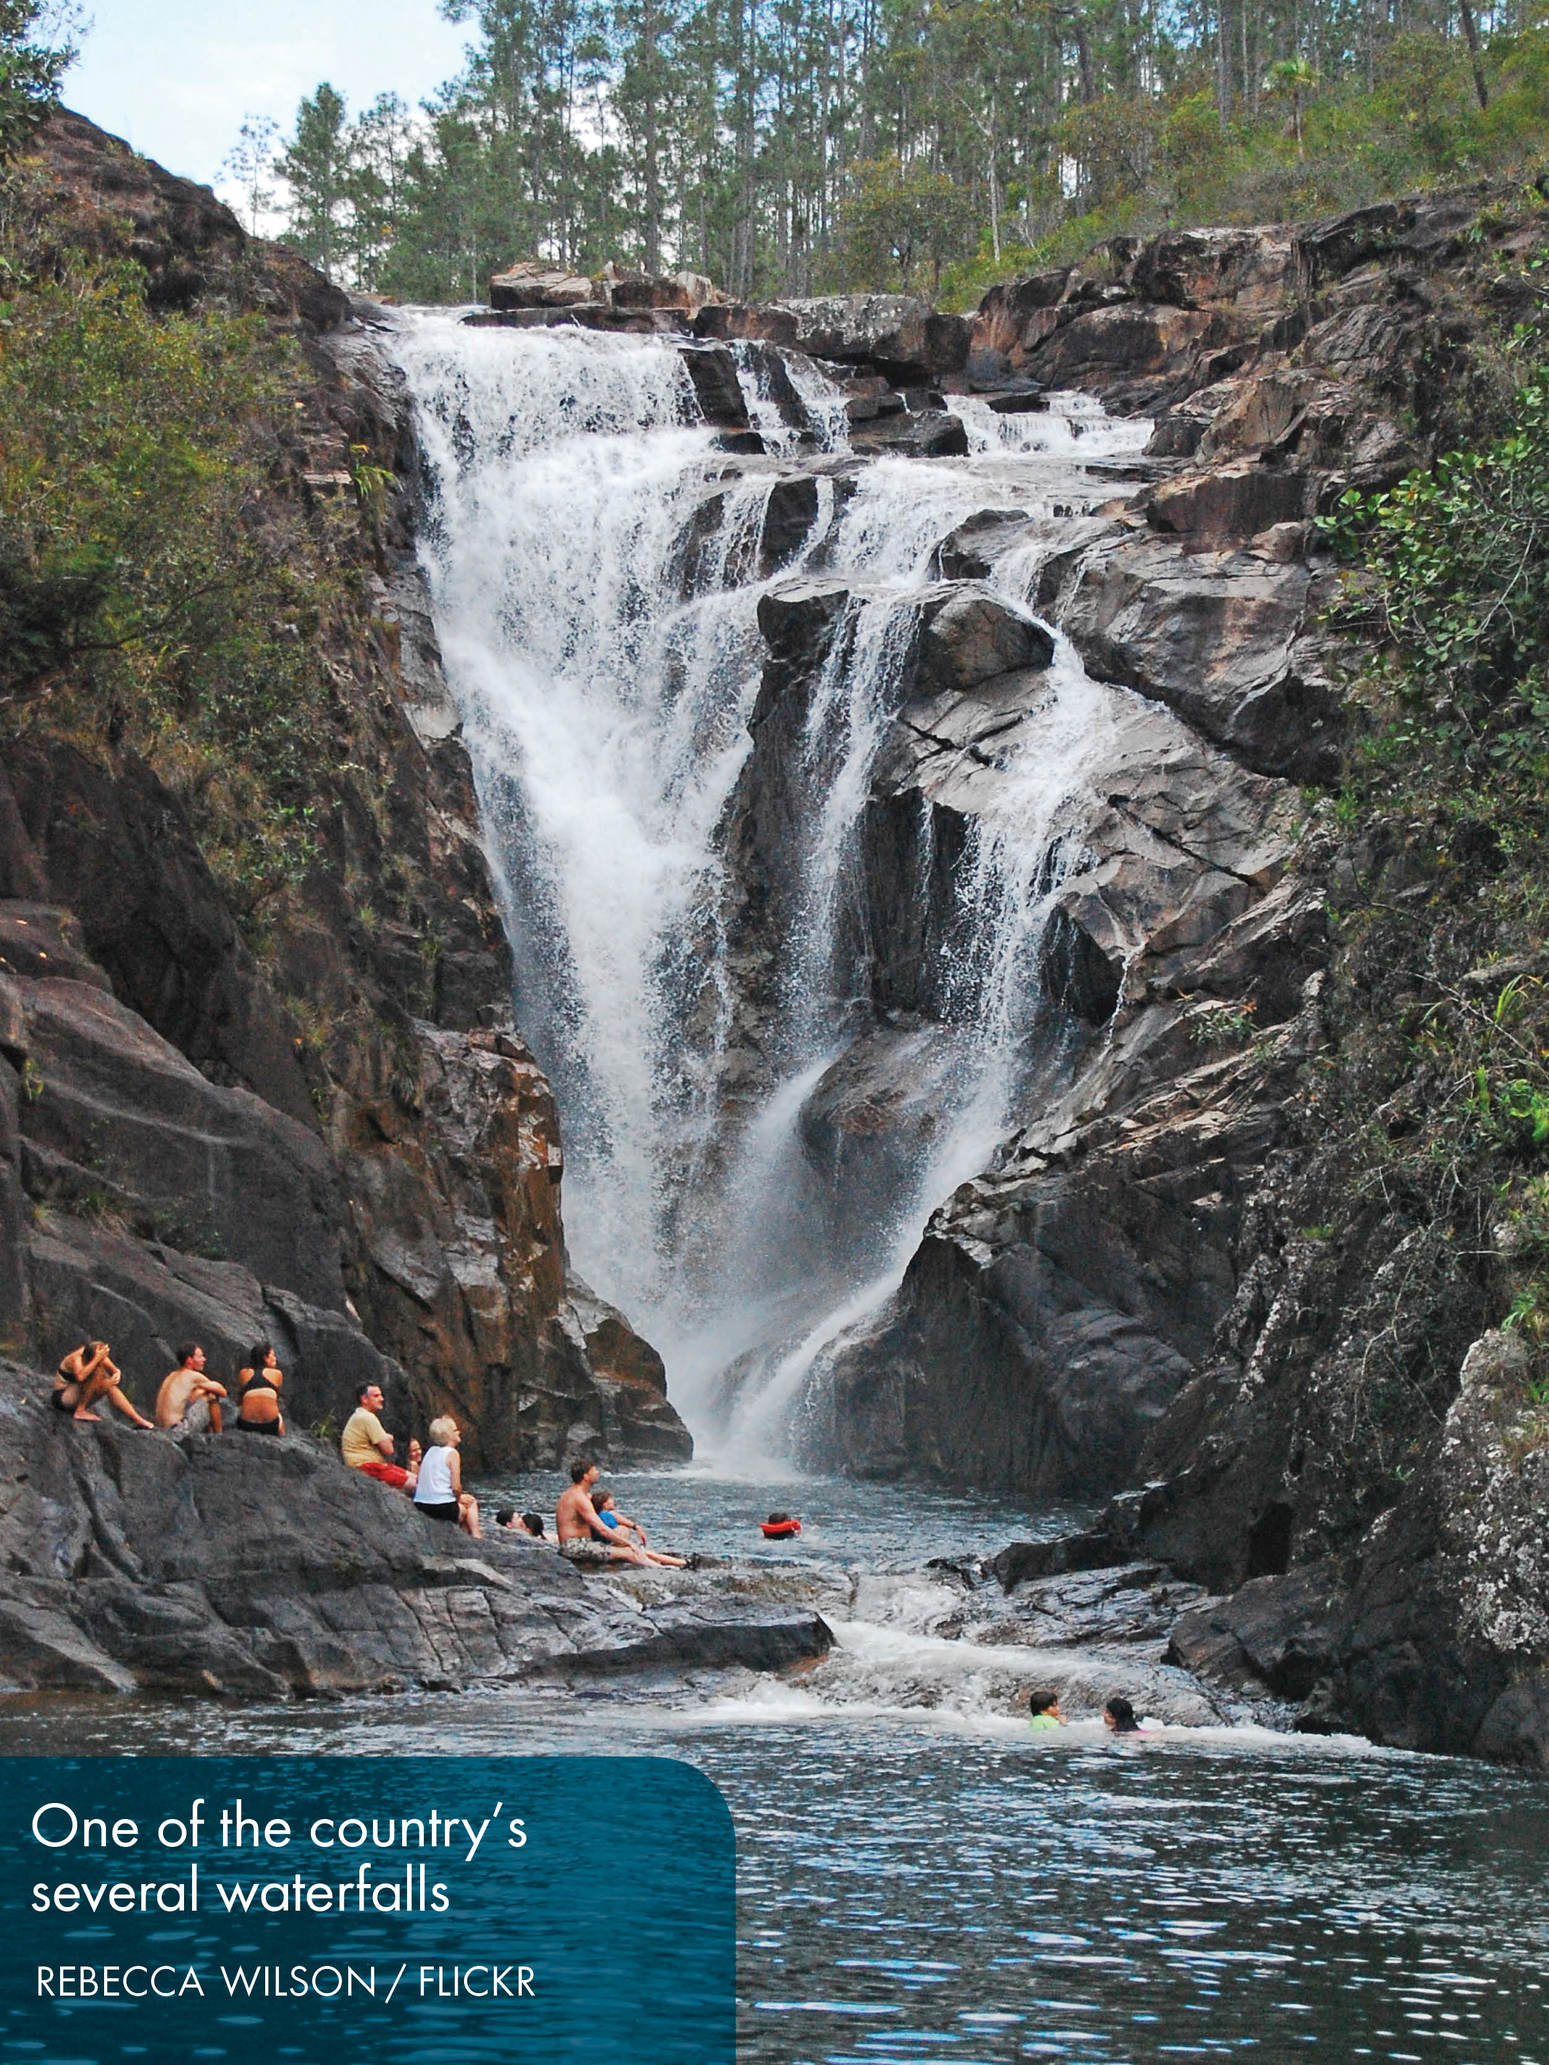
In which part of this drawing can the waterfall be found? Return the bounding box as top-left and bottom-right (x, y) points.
(388, 310), (1148, 1461)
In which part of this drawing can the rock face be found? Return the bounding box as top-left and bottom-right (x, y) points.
(695, 293), (971, 385)
(489, 262), (595, 310)
(0, 111), (688, 1474)
(1042, 530), (1337, 783)
(841, 184), (1549, 1767)
(0, 1363), (827, 1698)
(720, 493), (1301, 1501)
(659, 182), (1549, 1772)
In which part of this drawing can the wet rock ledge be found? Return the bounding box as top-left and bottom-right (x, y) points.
(0, 1362), (830, 1699)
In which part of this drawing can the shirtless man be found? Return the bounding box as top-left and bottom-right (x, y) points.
(154, 1343), (227, 1433)
(52, 1342), (153, 1428)
(555, 1459), (651, 1568)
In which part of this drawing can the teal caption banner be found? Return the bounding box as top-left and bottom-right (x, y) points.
(0, 1755), (733, 2064)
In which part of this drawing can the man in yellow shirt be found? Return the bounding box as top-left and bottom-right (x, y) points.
(341, 1381), (418, 1492)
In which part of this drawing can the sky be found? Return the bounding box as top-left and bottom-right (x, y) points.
(65, 0), (471, 200)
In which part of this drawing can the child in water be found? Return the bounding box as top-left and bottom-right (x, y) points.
(1028, 1688), (1065, 1730)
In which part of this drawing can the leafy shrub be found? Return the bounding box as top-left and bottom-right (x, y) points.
(0, 244), (348, 910)
(1324, 370), (1549, 795)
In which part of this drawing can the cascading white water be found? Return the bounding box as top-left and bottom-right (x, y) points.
(388, 310), (1148, 1459)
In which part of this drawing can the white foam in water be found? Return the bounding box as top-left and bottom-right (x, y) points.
(387, 311), (1152, 1460)
(950, 388), (1155, 458)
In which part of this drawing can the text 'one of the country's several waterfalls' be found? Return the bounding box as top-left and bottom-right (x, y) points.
(388, 312), (1153, 1460)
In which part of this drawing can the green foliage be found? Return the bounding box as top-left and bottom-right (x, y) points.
(836, 157), (974, 293)
(0, 246), (345, 912)
(277, 82), (349, 280)
(1324, 370), (1549, 796)
(0, 0), (74, 157)
(1188, 1001), (1258, 1048)
(218, 114), (279, 236)
(1308, 366), (1549, 1386)
(1469, 1067), (1549, 1150)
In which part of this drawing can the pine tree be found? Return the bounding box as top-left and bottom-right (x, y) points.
(278, 83), (351, 281)
(219, 114), (279, 235)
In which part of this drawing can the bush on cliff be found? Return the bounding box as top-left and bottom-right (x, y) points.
(1311, 349), (1549, 1419)
(0, 230), (353, 915)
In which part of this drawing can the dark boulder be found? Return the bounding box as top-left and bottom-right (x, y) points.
(914, 585), (1055, 694)
(848, 408), (970, 459)
(1044, 530), (1341, 783)
(973, 271), (1075, 363)
(755, 578), (853, 682)
(0, 747), (314, 1126)
(990, 1530), (1125, 1590)
(678, 343), (751, 430)
(1021, 303), (1225, 410)
(697, 294), (970, 384)
(1124, 226), (1294, 312)
(1144, 460), (1317, 541)
(759, 475), (822, 573)
(1167, 1564), (1340, 1701)
(932, 509), (1034, 581)
(19, 975), (347, 1311)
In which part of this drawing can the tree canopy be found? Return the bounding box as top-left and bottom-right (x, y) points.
(254, 0), (1549, 304)
(0, 0), (75, 154)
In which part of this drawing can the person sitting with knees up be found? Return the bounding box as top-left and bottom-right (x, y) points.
(591, 1487), (688, 1568)
(414, 1415), (481, 1538)
(52, 1341), (153, 1428)
(235, 1341), (286, 1437)
(556, 1459), (653, 1568)
(341, 1381), (417, 1490)
(155, 1342), (227, 1433)
(1028, 1688), (1065, 1731)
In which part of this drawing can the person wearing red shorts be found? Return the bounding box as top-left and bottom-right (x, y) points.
(341, 1381), (419, 1492)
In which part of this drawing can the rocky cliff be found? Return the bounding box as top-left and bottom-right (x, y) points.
(788, 194), (1549, 1766)
(0, 110), (689, 1471)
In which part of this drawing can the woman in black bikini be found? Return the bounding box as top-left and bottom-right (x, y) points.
(236, 1342), (285, 1435)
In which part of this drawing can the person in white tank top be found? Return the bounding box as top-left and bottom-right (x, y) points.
(413, 1416), (482, 1538)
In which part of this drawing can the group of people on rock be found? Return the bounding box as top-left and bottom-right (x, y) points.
(52, 1341), (684, 1571)
(52, 1338), (286, 1435)
(332, 1420), (690, 1565)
